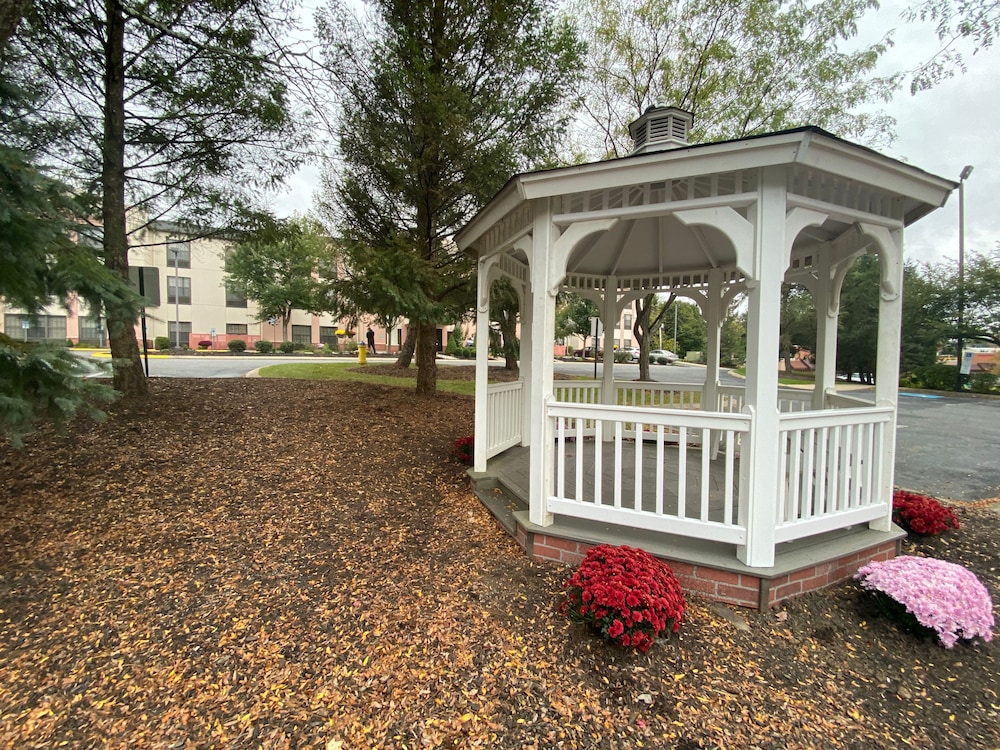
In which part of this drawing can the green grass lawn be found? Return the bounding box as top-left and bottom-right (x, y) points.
(257, 362), (477, 397)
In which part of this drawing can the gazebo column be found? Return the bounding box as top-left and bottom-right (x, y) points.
(473, 258), (494, 472)
(527, 202), (558, 527)
(519, 285), (534, 447)
(812, 253), (838, 410)
(866, 224), (905, 532)
(703, 270), (723, 414)
(600, 277), (618, 407)
(738, 167), (787, 568)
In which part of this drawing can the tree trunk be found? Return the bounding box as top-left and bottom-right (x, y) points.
(102, 0), (147, 398)
(635, 297), (652, 381)
(414, 321), (438, 396)
(0, 0), (26, 51)
(395, 324), (415, 368)
(499, 316), (519, 372)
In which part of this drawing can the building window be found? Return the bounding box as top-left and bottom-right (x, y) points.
(167, 321), (192, 347)
(4, 314), (67, 342)
(78, 315), (105, 345)
(167, 276), (191, 305)
(319, 326), (337, 347)
(226, 323), (248, 335)
(225, 282), (247, 308)
(291, 325), (311, 345)
(624, 313), (632, 331)
(166, 240), (191, 269)
(129, 266), (161, 306)
(624, 338), (632, 349)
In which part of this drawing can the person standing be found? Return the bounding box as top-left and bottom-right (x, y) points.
(366, 327), (376, 354)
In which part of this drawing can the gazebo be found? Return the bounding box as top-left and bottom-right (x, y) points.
(455, 107), (955, 609)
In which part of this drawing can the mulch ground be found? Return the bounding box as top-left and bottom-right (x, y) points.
(0, 376), (996, 749)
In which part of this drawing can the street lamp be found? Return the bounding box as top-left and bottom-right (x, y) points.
(954, 164), (973, 391)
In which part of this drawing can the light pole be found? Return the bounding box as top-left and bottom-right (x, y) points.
(954, 164), (973, 391)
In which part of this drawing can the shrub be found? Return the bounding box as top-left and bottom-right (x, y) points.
(561, 544), (685, 653)
(969, 372), (999, 394)
(452, 436), (474, 464)
(892, 489), (959, 535)
(254, 340), (274, 353)
(915, 363), (958, 391)
(278, 341), (295, 354)
(154, 336), (171, 351)
(197, 340), (212, 350)
(227, 339), (247, 352)
(855, 556), (994, 648)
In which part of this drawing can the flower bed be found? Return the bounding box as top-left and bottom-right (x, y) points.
(561, 544), (685, 653)
(452, 435), (474, 464)
(855, 556), (994, 648)
(892, 489), (959, 535)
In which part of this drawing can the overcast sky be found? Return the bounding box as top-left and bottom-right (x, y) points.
(270, 0), (999, 268)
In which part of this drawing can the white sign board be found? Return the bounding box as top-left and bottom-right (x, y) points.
(960, 351), (974, 375)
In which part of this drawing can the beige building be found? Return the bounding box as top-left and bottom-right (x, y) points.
(1, 219), (440, 353)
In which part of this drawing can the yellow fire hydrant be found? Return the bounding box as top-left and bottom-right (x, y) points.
(357, 344), (367, 365)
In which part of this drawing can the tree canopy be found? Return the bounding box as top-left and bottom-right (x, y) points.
(571, 0), (898, 158)
(224, 215), (334, 341)
(6, 0), (305, 396)
(315, 0), (583, 395)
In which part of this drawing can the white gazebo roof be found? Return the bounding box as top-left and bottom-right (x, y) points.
(456, 127), (955, 288)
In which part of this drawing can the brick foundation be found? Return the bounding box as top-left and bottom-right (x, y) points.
(520, 530), (899, 610)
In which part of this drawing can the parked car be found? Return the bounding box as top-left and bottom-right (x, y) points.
(648, 349), (679, 364)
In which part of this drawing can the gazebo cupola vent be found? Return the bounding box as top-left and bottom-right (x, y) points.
(628, 105), (693, 154)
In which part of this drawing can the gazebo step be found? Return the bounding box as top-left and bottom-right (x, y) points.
(469, 470), (527, 538)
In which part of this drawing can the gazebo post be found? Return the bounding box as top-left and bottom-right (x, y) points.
(600, 278), (618, 406)
(811, 253), (838, 410)
(703, 270), (723, 457)
(870, 226), (905, 532)
(473, 258), (493, 472)
(527, 201), (557, 527)
(738, 166), (787, 568)
(518, 284), (534, 447)
(703, 269), (723, 410)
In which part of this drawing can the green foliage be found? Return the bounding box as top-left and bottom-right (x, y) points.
(904, 0), (1000, 92)
(573, 0), (898, 157)
(837, 254), (879, 382)
(914, 363), (958, 391)
(154, 336), (171, 351)
(316, 0), (583, 392)
(555, 293), (600, 346)
(0, 78), (138, 444)
(227, 339), (247, 353)
(0, 336), (118, 448)
(969, 372), (999, 394)
(255, 340), (274, 354)
(225, 215), (335, 340)
(278, 341), (296, 354)
(445, 328), (464, 356)
(7, 0), (305, 395)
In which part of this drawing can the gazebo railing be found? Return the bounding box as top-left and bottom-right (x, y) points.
(484, 380), (524, 458)
(774, 406), (892, 543)
(547, 401), (751, 545)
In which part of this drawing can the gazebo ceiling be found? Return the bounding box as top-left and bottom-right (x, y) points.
(456, 126), (956, 287)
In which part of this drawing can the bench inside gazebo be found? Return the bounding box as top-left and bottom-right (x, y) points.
(455, 107), (955, 610)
